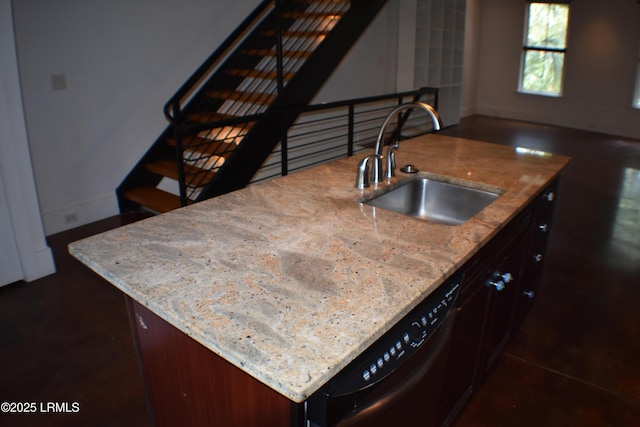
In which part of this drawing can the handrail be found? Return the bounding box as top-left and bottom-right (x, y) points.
(163, 0), (352, 124)
(163, 0), (360, 206)
(181, 87), (439, 134)
(154, 0), (432, 207)
(249, 87), (440, 184)
(163, 0), (273, 123)
(288, 87), (439, 115)
(174, 86), (438, 202)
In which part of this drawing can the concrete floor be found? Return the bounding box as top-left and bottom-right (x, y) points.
(1, 115), (639, 426)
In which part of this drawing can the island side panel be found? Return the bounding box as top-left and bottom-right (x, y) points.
(128, 299), (302, 427)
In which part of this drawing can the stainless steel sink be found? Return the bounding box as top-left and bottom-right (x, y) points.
(361, 175), (503, 226)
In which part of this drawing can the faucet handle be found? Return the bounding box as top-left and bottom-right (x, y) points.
(385, 143), (399, 179)
(355, 154), (383, 189)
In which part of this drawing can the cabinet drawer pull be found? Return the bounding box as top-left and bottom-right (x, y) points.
(533, 253), (543, 263)
(486, 271), (513, 292)
(538, 223), (548, 233)
(523, 291), (535, 299)
(136, 313), (148, 330)
(486, 279), (505, 291)
(544, 191), (555, 202)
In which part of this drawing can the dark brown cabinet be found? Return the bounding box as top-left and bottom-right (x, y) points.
(436, 178), (558, 426)
(436, 275), (488, 426)
(129, 301), (301, 427)
(513, 180), (559, 330)
(435, 206), (531, 425)
(128, 179), (560, 427)
(476, 220), (529, 383)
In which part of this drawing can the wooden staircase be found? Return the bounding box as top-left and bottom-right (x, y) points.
(117, 0), (388, 214)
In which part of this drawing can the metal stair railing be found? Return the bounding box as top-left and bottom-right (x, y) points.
(177, 87), (439, 202)
(163, 0), (273, 124)
(255, 87), (440, 184)
(163, 0), (354, 205)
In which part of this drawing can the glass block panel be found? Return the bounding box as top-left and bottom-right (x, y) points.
(634, 64), (640, 108)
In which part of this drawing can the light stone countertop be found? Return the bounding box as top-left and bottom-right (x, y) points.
(68, 134), (570, 403)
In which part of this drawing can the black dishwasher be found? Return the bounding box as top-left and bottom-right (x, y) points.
(305, 273), (463, 427)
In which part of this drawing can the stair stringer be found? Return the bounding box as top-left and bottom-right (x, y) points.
(196, 0), (389, 200)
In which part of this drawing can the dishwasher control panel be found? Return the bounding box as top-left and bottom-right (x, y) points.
(324, 273), (462, 397)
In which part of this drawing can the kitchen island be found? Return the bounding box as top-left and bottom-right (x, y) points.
(69, 134), (570, 426)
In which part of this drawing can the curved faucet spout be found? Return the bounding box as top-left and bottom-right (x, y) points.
(372, 101), (442, 183)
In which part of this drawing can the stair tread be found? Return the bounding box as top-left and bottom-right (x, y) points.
(289, 0), (349, 2)
(282, 11), (345, 19)
(261, 29), (330, 37)
(119, 0), (381, 215)
(241, 48), (312, 59)
(226, 69), (294, 81)
(146, 159), (217, 182)
(186, 112), (236, 123)
(123, 187), (183, 213)
(167, 136), (239, 157)
(206, 89), (275, 104)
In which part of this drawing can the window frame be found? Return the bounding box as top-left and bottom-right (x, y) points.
(518, 1), (571, 97)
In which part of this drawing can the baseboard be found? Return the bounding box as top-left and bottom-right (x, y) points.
(460, 105), (477, 119)
(42, 192), (120, 236)
(21, 245), (57, 282)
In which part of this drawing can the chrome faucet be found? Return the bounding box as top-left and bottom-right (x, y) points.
(385, 142), (400, 179)
(372, 101), (442, 182)
(355, 101), (442, 189)
(355, 154), (383, 189)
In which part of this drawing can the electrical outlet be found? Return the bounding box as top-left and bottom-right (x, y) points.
(63, 212), (78, 224)
(51, 74), (67, 91)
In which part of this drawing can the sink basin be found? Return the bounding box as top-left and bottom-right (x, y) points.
(361, 175), (503, 226)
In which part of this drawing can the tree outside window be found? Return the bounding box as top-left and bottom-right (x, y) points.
(519, 2), (570, 96)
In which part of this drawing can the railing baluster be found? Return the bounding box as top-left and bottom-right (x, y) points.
(180, 87), (438, 200)
(275, 0), (285, 95)
(281, 117), (289, 177)
(174, 130), (188, 207)
(348, 104), (355, 157)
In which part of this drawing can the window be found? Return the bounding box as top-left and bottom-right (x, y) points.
(518, 2), (570, 97)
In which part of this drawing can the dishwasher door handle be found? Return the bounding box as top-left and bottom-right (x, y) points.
(336, 311), (456, 427)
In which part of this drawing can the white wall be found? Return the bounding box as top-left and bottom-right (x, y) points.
(313, 1), (400, 102)
(13, 0), (401, 235)
(0, 168), (23, 286)
(12, 0), (640, 237)
(13, 0), (261, 235)
(468, 0), (640, 139)
(1, 0), (55, 282)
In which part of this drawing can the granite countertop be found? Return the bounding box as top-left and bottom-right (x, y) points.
(69, 134), (570, 403)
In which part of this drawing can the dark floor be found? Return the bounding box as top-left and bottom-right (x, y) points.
(1, 115), (639, 426)
(442, 117), (640, 426)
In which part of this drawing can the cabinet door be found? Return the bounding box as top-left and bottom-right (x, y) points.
(513, 180), (558, 328)
(437, 281), (490, 426)
(129, 300), (297, 427)
(478, 230), (529, 382)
